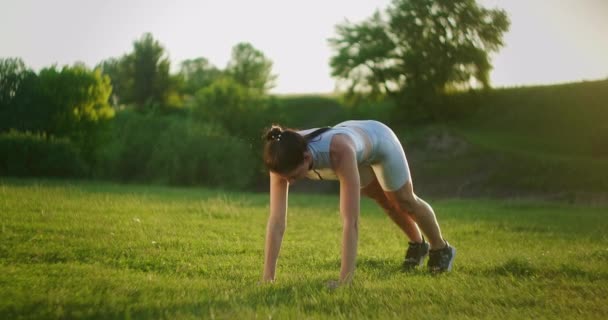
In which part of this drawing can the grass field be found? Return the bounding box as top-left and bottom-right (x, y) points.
(1, 179), (607, 319)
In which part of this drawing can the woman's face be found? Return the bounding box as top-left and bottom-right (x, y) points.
(275, 152), (312, 184)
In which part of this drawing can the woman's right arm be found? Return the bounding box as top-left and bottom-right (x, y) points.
(262, 171), (289, 282)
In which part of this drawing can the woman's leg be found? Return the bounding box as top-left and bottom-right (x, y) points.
(363, 121), (454, 271)
(361, 173), (422, 243)
(384, 180), (446, 250)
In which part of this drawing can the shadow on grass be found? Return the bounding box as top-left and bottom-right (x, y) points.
(2, 281), (328, 319)
(0, 300), (238, 320)
(314, 256), (434, 281)
(479, 258), (608, 281)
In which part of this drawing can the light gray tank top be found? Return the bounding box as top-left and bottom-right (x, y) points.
(298, 121), (372, 181)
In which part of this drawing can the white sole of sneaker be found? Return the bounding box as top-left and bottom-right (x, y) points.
(418, 252), (429, 266)
(446, 246), (456, 272)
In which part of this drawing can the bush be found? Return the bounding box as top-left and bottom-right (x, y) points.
(98, 110), (256, 188)
(193, 77), (270, 138)
(147, 119), (255, 188)
(192, 78), (279, 186)
(96, 110), (168, 181)
(0, 130), (87, 178)
(273, 95), (348, 128)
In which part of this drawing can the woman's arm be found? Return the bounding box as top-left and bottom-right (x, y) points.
(262, 171), (289, 281)
(331, 135), (361, 284)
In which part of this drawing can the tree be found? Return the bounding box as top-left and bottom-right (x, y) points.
(1, 62), (114, 164)
(178, 57), (221, 96)
(97, 57), (133, 106)
(193, 77), (268, 138)
(226, 42), (277, 94)
(131, 33), (172, 110)
(0, 58), (29, 107)
(329, 0), (510, 113)
(37, 64), (115, 163)
(35, 64), (113, 135)
(97, 33), (180, 111)
(0, 58), (37, 131)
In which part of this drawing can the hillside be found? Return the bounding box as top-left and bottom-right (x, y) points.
(456, 80), (608, 157)
(402, 80), (608, 201)
(277, 80), (608, 201)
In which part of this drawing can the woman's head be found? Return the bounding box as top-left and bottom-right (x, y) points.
(263, 125), (309, 175)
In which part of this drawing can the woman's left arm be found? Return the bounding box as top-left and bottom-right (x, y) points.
(330, 135), (360, 284)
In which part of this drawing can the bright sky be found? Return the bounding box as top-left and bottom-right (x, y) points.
(1, 0), (607, 94)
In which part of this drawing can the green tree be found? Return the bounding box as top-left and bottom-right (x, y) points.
(0, 58), (37, 131)
(37, 64), (115, 163)
(97, 57), (133, 106)
(36, 64), (114, 135)
(131, 33), (172, 110)
(1, 62), (114, 166)
(97, 33), (181, 111)
(0, 58), (29, 107)
(193, 77), (268, 138)
(178, 57), (222, 96)
(226, 42), (277, 94)
(329, 0), (510, 117)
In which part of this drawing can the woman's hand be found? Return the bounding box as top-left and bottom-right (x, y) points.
(326, 279), (340, 290)
(326, 278), (353, 290)
(257, 279), (275, 286)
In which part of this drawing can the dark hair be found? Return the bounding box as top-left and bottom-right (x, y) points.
(262, 124), (331, 173)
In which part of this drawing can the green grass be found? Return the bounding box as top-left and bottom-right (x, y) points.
(453, 80), (608, 158)
(1, 179), (607, 319)
(384, 80), (608, 197)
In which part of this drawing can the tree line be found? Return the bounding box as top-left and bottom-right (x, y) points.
(0, 0), (509, 187)
(0, 32), (280, 186)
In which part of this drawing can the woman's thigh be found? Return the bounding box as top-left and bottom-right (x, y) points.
(368, 125), (412, 192)
(359, 165), (376, 190)
(361, 169), (395, 211)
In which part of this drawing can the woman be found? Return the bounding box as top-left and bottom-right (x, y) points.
(261, 120), (455, 285)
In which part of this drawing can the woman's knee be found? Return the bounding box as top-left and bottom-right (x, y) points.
(361, 179), (396, 212)
(396, 195), (418, 213)
(387, 181), (418, 213)
(369, 192), (395, 213)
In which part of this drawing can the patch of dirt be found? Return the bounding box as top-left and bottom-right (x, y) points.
(422, 128), (470, 156)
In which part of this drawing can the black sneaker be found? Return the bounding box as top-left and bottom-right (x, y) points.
(427, 241), (456, 273)
(403, 239), (430, 270)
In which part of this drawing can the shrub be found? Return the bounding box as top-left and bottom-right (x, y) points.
(98, 110), (256, 188)
(95, 110), (167, 181)
(147, 119), (255, 188)
(0, 130), (87, 178)
(273, 94), (348, 128)
(193, 77), (270, 138)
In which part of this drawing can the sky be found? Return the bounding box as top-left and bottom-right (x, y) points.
(1, 0), (607, 94)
